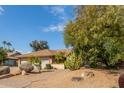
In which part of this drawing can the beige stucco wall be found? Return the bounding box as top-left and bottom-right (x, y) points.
(51, 64), (64, 69)
(17, 56), (54, 68)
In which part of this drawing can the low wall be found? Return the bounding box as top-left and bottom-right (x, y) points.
(51, 64), (64, 69)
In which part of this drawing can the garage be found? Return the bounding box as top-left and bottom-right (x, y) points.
(20, 59), (50, 69)
(41, 58), (50, 69)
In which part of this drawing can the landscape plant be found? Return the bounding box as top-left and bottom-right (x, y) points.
(45, 64), (53, 69)
(55, 51), (66, 63)
(30, 57), (42, 71)
(64, 52), (81, 70)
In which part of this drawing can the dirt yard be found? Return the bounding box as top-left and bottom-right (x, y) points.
(0, 67), (122, 88)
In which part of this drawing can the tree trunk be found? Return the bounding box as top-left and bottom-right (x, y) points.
(102, 59), (109, 67)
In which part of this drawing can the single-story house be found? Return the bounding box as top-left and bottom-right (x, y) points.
(17, 49), (71, 69)
(4, 51), (21, 66)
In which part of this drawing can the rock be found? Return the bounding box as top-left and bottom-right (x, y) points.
(72, 77), (82, 81)
(10, 68), (21, 76)
(0, 66), (10, 75)
(21, 70), (27, 75)
(119, 74), (124, 88)
(81, 71), (95, 79)
(19, 63), (34, 73)
(81, 73), (85, 78)
(84, 64), (90, 68)
(32, 64), (41, 73)
(85, 71), (95, 78)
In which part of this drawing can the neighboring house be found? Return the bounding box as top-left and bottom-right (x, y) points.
(17, 49), (71, 69)
(4, 51), (21, 66)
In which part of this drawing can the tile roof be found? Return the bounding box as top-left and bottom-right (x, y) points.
(17, 49), (72, 58)
(17, 49), (56, 58)
(7, 51), (21, 60)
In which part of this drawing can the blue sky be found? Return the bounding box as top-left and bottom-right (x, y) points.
(0, 5), (74, 53)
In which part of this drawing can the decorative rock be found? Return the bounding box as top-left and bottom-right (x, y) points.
(21, 70), (27, 76)
(10, 68), (21, 76)
(32, 64), (41, 73)
(119, 74), (124, 88)
(19, 63), (34, 73)
(85, 71), (95, 78)
(71, 77), (82, 81)
(81, 73), (85, 78)
(81, 71), (95, 80)
(0, 66), (10, 75)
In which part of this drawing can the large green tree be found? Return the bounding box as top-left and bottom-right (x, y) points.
(30, 40), (49, 51)
(64, 6), (124, 67)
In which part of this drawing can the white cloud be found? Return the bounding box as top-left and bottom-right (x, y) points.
(43, 6), (68, 21)
(42, 23), (65, 32)
(51, 6), (68, 21)
(50, 6), (65, 16)
(0, 6), (4, 15)
(41, 6), (73, 32)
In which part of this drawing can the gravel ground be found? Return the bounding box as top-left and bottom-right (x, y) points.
(0, 67), (121, 88)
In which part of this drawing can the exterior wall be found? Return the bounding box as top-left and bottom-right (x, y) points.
(17, 59), (21, 67)
(51, 64), (64, 69)
(17, 58), (29, 67)
(18, 56), (54, 69)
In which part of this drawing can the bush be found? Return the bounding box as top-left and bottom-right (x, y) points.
(55, 52), (66, 64)
(45, 64), (53, 69)
(64, 52), (81, 70)
(30, 57), (41, 65)
(89, 62), (97, 68)
(30, 57), (42, 70)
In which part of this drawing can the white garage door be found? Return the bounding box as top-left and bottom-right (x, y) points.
(21, 61), (29, 64)
(42, 59), (50, 69)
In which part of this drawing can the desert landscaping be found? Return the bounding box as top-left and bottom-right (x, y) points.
(0, 67), (121, 88)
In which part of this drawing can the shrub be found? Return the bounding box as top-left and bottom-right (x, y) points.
(64, 52), (81, 70)
(45, 64), (53, 69)
(30, 57), (41, 65)
(30, 57), (42, 70)
(55, 51), (66, 64)
(89, 62), (97, 68)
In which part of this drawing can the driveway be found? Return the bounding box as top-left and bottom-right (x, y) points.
(0, 68), (119, 88)
(0, 69), (68, 88)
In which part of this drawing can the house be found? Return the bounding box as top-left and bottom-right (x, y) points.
(4, 51), (21, 66)
(17, 49), (71, 69)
